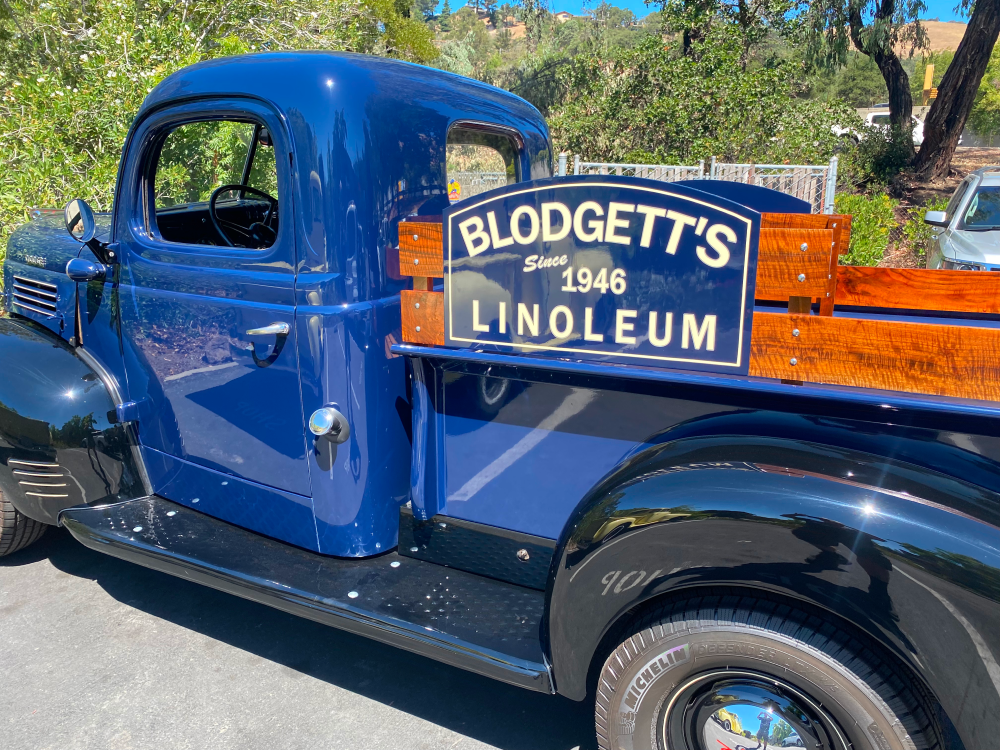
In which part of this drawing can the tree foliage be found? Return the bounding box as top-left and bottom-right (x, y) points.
(548, 26), (854, 165)
(914, 0), (1000, 178)
(0, 0), (435, 251)
(969, 43), (1000, 137)
(802, 0), (926, 142)
(913, 46), (1000, 139)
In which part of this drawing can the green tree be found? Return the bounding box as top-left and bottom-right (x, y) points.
(548, 26), (854, 164)
(656, 0), (797, 63)
(802, 0), (927, 153)
(969, 43), (1000, 138)
(440, 0), (453, 30)
(412, 0), (440, 20)
(836, 52), (889, 107)
(0, 0), (436, 259)
(438, 7), (496, 76)
(915, 0), (1000, 178)
(516, 0), (549, 53)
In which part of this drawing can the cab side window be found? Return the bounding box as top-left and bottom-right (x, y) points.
(446, 127), (520, 204)
(152, 120), (280, 249)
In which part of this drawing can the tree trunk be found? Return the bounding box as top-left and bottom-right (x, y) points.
(914, 0), (1000, 180)
(873, 49), (915, 138)
(848, 4), (915, 157)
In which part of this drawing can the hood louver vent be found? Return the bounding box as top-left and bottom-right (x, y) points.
(11, 275), (59, 318)
(8, 459), (69, 499)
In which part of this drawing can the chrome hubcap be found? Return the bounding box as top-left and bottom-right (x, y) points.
(660, 671), (850, 750)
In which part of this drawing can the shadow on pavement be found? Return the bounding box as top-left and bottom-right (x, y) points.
(4, 527), (595, 750)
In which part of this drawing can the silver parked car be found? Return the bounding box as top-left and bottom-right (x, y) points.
(925, 167), (1000, 270)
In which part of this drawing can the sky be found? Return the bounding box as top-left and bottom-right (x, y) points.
(454, 0), (968, 23)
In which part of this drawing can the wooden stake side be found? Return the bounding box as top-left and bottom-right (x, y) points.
(398, 221), (444, 278)
(836, 266), (1000, 315)
(755, 228), (835, 301)
(401, 289), (444, 346)
(749, 312), (1000, 402)
(395, 212), (1000, 404)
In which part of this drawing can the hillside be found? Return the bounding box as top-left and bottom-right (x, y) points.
(919, 20), (968, 51)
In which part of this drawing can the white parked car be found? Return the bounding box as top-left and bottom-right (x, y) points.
(925, 167), (1000, 270)
(832, 109), (932, 146)
(866, 111), (925, 145)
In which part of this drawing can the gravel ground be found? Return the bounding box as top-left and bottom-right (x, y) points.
(0, 526), (593, 750)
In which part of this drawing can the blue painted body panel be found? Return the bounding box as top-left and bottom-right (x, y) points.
(675, 179), (811, 214)
(3, 216), (86, 340)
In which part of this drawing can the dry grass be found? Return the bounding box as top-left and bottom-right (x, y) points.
(918, 21), (968, 52)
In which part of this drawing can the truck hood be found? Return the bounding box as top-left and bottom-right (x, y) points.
(2, 212), (113, 341)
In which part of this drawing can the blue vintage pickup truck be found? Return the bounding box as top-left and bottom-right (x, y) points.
(2, 52), (999, 750)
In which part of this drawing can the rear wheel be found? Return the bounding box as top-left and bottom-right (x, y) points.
(0, 489), (47, 557)
(595, 594), (941, 750)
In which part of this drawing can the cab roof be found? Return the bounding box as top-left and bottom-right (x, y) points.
(140, 51), (546, 130)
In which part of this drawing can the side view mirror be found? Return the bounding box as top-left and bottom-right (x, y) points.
(924, 210), (949, 228)
(65, 198), (97, 243)
(65, 257), (107, 283)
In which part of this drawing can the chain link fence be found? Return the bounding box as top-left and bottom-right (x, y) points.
(561, 154), (839, 214)
(449, 171), (509, 200)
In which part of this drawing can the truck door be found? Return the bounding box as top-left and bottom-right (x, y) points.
(114, 102), (317, 551)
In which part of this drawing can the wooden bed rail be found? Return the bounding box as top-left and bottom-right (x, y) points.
(394, 212), (1000, 402)
(835, 266), (1000, 315)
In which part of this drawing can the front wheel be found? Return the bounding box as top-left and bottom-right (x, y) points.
(0, 489), (47, 557)
(595, 594), (941, 750)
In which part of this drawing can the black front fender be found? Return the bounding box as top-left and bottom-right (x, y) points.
(546, 434), (1000, 750)
(0, 316), (147, 524)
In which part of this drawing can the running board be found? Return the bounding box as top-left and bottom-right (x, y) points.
(60, 496), (552, 692)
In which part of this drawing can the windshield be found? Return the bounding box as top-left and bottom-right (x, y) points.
(962, 186), (1000, 230)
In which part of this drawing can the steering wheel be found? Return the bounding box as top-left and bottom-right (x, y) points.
(208, 184), (278, 248)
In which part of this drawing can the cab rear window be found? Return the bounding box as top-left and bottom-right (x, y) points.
(446, 127), (520, 204)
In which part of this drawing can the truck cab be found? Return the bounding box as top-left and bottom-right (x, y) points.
(2, 52), (550, 556)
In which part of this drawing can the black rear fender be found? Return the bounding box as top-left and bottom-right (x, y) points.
(546, 434), (1000, 750)
(0, 316), (148, 524)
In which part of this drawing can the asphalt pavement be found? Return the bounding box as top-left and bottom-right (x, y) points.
(0, 526), (593, 750)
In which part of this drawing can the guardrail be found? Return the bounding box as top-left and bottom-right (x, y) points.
(560, 154), (839, 214)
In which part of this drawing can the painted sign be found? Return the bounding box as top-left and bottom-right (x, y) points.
(442, 176), (761, 374)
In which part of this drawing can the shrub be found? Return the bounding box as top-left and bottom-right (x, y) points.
(902, 195), (950, 262)
(842, 123), (914, 185)
(835, 192), (898, 266)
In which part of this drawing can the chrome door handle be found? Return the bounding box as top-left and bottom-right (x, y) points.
(244, 322), (290, 368)
(246, 322), (290, 336)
